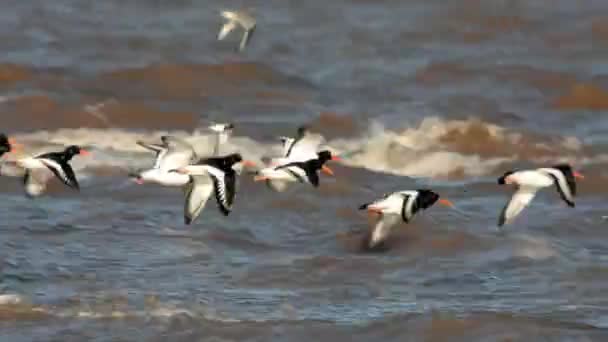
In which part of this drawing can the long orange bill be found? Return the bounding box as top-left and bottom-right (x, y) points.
(331, 156), (341, 161)
(321, 165), (334, 176)
(438, 199), (454, 207)
(7, 138), (23, 151)
(79, 149), (91, 156)
(253, 175), (268, 182)
(242, 160), (257, 168)
(366, 207), (383, 214)
(573, 171), (584, 180)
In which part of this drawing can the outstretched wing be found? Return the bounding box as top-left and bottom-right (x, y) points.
(137, 141), (168, 169)
(369, 214), (400, 248)
(207, 168), (236, 216)
(498, 186), (537, 227)
(157, 136), (196, 171)
(239, 25), (255, 51)
(540, 168), (576, 207)
(218, 21), (237, 40)
(183, 175), (214, 225)
(275, 162), (318, 186)
(40, 159), (80, 190)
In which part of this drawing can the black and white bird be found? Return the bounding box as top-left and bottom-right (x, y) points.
(218, 10), (256, 51)
(132, 136), (197, 187)
(172, 153), (256, 224)
(0, 134), (18, 158)
(15, 145), (90, 197)
(359, 190), (454, 248)
(254, 150), (340, 189)
(208, 122), (235, 156)
(497, 164), (584, 226)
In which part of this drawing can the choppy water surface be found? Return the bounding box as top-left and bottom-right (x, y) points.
(1, 0), (608, 340)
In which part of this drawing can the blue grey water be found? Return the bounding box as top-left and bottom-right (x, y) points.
(0, 0), (608, 340)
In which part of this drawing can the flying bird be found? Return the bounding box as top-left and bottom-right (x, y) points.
(254, 150), (340, 190)
(218, 10), (256, 51)
(15, 145), (90, 197)
(359, 190), (454, 248)
(172, 153), (256, 224)
(497, 164), (583, 226)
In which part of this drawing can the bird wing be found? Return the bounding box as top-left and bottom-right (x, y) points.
(400, 193), (418, 223)
(206, 167), (236, 216)
(275, 162), (315, 186)
(183, 175), (214, 225)
(137, 141), (169, 169)
(156, 136), (196, 171)
(239, 25), (255, 51)
(23, 168), (53, 197)
(369, 214), (401, 248)
(218, 20), (237, 40)
(40, 158), (80, 190)
(498, 186), (538, 226)
(540, 168), (576, 207)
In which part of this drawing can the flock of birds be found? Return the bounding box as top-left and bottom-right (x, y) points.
(0, 122), (584, 249)
(0, 10), (585, 249)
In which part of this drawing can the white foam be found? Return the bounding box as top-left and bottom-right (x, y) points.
(6, 117), (594, 179)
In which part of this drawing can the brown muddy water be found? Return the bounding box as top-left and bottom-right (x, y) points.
(1, 0), (608, 341)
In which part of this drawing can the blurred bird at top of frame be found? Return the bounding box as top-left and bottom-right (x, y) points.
(218, 9), (256, 52)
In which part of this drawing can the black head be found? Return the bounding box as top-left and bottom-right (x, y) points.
(226, 123), (235, 130)
(296, 126), (308, 138)
(316, 150), (333, 164)
(0, 134), (12, 155)
(415, 189), (440, 210)
(223, 153), (243, 167)
(497, 170), (515, 185)
(62, 145), (90, 160)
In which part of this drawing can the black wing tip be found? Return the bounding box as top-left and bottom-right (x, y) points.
(185, 216), (193, 225)
(358, 203), (368, 210)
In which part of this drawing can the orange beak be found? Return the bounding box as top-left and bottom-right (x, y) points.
(7, 138), (23, 152)
(331, 156), (341, 161)
(573, 171), (584, 180)
(253, 175), (268, 182)
(242, 160), (257, 168)
(366, 206), (383, 214)
(438, 198), (454, 207)
(79, 149), (91, 156)
(321, 165), (334, 176)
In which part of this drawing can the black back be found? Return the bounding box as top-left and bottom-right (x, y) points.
(198, 153), (243, 172)
(551, 164), (577, 196)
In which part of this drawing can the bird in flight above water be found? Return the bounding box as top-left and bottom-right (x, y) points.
(15, 145), (90, 198)
(359, 189), (454, 249)
(172, 153), (256, 225)
(496, 164), (584, 227)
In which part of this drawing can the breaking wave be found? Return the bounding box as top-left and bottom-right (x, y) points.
(4, 116), (600, 180)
